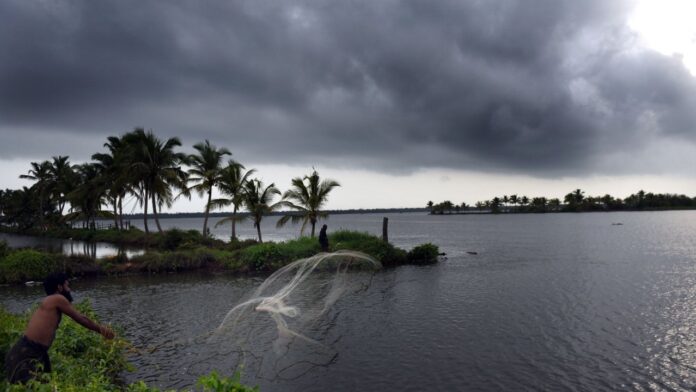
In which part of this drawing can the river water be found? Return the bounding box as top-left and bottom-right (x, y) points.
(2, 211), (696, 391)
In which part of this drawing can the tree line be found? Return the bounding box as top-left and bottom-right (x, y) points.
(0, 128), (340, 242)
(428, 189), (696, 214)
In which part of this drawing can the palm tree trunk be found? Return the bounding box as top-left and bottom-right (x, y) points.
(152, 194), (163, 233)
(203, 189), (212, 237)
(118, 196), (124, 230)
(256, 219), (263, 243)
(114, 199), (118, 230)
(143, 187), (149, 234)
(311, 219), (316, 237)
(231, 205), (238, 240)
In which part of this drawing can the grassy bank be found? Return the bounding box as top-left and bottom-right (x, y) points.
(0, 225), (225, 250)
(0, 302), (256, 391)
(0, 231), (439, 284)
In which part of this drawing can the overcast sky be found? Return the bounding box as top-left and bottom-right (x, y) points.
(1, 0), (696, 211)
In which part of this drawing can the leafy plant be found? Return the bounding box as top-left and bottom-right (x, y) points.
(407, 243), (440, 264)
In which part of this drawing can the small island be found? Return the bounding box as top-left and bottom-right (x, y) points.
(427, 189), (696, 214)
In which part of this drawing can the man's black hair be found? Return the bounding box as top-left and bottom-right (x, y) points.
(43, 272), (68, 296)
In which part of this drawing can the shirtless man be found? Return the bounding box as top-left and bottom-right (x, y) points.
(4, 273), (114, 384)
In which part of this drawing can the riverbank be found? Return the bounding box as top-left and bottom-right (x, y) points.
(0, 225), (224, 250)
(0, 302), (256, 391)
(0, 230), (439, 284)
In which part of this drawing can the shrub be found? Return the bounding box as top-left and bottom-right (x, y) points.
(0, 249), (61, 283)
(330, 230), (407, 266)
(160, 228), (185, 251)
(238, 237), (320, 271)
(407, 243), (440, 265)
(226, 238), (258, 251)
(0, 240), (8, 259)
(197, 370), (259, 392)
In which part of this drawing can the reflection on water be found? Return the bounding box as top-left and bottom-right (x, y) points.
(3, 211), (696, 391)
(0, 232), (143, 258)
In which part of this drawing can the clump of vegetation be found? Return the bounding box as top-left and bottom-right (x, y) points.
(330, 230), (407, 266)
(0, 302), (257, 391)
(237, 236), (320, 271)
(407, 243), (439, 265)
(0, 249), (59, 283)
(0, 231), (438, 283)
(0, 240), (8, 259)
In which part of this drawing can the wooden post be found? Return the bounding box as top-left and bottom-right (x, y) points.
(382, 217), (388, 243)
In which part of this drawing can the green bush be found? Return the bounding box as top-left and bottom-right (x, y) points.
(0, 240), (9, 259)
(0, 249), (60, 284)
(407, 243), (440, 265)
(330, 230), (407, 266)
(197, 370), (259, 392)
(160, 228), (185, 251)
(238, 237), (320, 271)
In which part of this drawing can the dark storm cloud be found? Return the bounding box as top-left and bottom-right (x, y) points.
(1, 0), (695, 175)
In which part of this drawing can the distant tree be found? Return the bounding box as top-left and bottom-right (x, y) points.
(211, 160), (255, 240)
(491, 197), (501, 214)
(65, 163), (108, 229)
(520, 195), (529, 208)
(19, 160), (54, 229)
(531, 197), (547, 212)
(187, 140), (231, 237)
(243, 179), (282, 243)
(509, 194), (518, 211)
(124, 128), (189, 234)
(277, 169), (340, 237)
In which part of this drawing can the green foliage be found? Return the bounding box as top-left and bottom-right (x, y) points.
(126, 248), (231, 273)
(330, 230), (407, 266)
(197, 371), (259, 392)
(0, 240), (8, 259)
(407, 243), (439, 265)
(238, 236), (320, 271)
(160, 228), (185, 250)
(0, 249), (60, 283)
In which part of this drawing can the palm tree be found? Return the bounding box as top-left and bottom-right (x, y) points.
(92, 136), (132, 230)
(509, 194), (518, 211)
(277, 170), (340, 237)
(66, 163), (108, 229)
(187, 140), (231, 237)
(48, 156), (75, 218)
(124, 128), (188, 234)
(19, 160), (54, 229)
(243, 179), (281, 243)
(211, 160), (255, 240)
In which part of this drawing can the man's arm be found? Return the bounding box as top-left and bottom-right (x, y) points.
(54, 296), (115, 339)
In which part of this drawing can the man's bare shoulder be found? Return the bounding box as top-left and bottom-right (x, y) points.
(41, 294), (69, 309)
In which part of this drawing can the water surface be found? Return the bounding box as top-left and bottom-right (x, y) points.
(3, 211), (696, 391)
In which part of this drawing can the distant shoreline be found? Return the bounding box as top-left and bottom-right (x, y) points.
(116, 207), (429, 220)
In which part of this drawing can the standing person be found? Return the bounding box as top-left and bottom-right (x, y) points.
(318, 224), (329, 252)
(4, 273), (115, 384)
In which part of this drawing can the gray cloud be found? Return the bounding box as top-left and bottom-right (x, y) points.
(1, 0), (695, 176)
